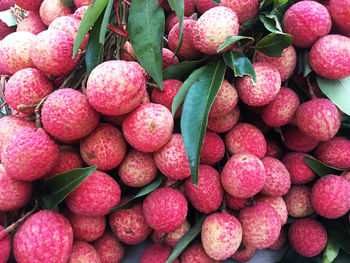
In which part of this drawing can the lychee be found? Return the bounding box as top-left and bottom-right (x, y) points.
(268, 227), (287, 250)
(0, 0), (14, 11)
(207, 105), (240, 133)
(284, 185), (314, 218)
(343, 171), (350, 182)
(265, 138), (284, 159)
(14, 0), (42, 11)
(39, 0), (73, 26)
(0, 21), (15, 40)
(74, 0), (91, 8)
(180, 243), (217, 263)
(151, 219), (190, 247)
(200, 131), (225, 165)
(329, 0), (350, 35)
(281, 152), (316, 184)
(231, 240), (256, 262)
(68, 241), (100, 263)
(220, 0), (259, 23)
(16, 11), (47, 35)
(162, 48), (179, 69)
(225, 194), (248, 210)
(165, 12), (190, 33)
(195, 0), (219, 14)
(315, 137), (350, 169)
(93, 232), (125, 263)
(140, 244), (179, 263)
(73, 5), (88, 20)
(0, 226), (11, 263)
(281, 125), (319, 152)
(255, 195), (288, 226)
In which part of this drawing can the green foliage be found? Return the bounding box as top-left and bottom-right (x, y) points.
(303, 156), (344, 177)
(60, 0), (75, 7)
(322, 239), (340, 263)
(256, 32), (292, 57)
(163, 56), (209, 80)
(217, 36), (253, 53)
(168, 0), (184, 56)
(223, 51), (256, 82)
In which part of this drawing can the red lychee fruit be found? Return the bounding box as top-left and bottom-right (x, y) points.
(0, 0), (14, 11)
(239, 202), (281, 249)
(180, 243), (217, 263)
(281, 125), (319, 152)
(93, 232), (125, 263)
(73, 5), (88, 20)
(311, 174), (350, 219)
(13, 210), (73, 263)
(14, 0), (42, 11)
(343, 171), (350, 182)
(329, 0), (350, 35)
(288, 218), (327, 257)
(221, 153), (266, 198)
(140, 244), (179, 263)
(121, 41), (136, 61)
(165, 12), (190, 33)
(41, 88), (100, 142)
(200, 131), (225, 165)
(0, 21), (15, 40)
(74, 0), (91, 8)
(255, 195), (288, 226)
(231, 240), (256, 262)
(225, 194), (248, 210)
(151, 219), (190, 247)
(39, 0), (73, 26)
(284, 185), (314, 218)
(207, 105), (240, 133)
(143, 187), (187, 233)
(282, 1), (332, 48)
(315, 137), (350, 169)
(68, 241), (100, 263)
(268, 227), (287, 250)
(281, 152), (316, 184)
(162, 48), (179, 69)
(16, 12), (47, 35)
(65, 170), (121, 216)
(220, 0), (259, 23)
(0, 226), (11, 263)
(192, 6), (239, 54)
(201, 212), (242, 260)
(196, 0), (219, 14)
(266, 138), (284, 159)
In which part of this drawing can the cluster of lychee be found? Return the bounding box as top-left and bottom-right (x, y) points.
(0, 0), (350, 262)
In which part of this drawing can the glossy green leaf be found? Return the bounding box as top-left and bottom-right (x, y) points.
(260, 0), (274, 8)
(163, 56), (209, 80)
(99, 0), (113, 44)
(46, 166), (98, 208)
(128, 0), (165, 89)
(0, 10), (17, 27)
(333, 252), (350, 263)
(278, 247), (322, 263)
(223, 51), (256, 83)
(217, 36), (253, 53)
(323, 239), (340, 263)
(109, 176), (163, 212)
(270, 1), (292, 22)
(256, 32), (292, 57)
(40, 194), (59, 212)
(181, 61), (226, 185)
(321, 218), (350, 254)
(61, 0), (75, 7)
(209, 0), (220, 3)
(168, 0), (184, 56)
(303, 156), (344, 177)
(259, 15), (281, 33)
(241, 17), (259, 28)
(165, 214), (208, 263)
(317, 76), (350, 116)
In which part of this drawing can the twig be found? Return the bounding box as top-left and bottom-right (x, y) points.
(163, 36), (168, 47)
(81, 75), (88, 95)
(146, 82), (159, 90)
(306, 75), (317, 99)
(34, 95), (49, 129)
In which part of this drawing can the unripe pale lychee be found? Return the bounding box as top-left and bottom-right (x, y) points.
(74, 5), (88, 20)
(255, 195), (288, 226)
(220, 0), (259, 23)
(74, 0), (91, 7)
(281, 152), (316, 184)
(266, 138), (284, 159)
(16, 11), (47, 35)
(329, 0), (350, 35)
(207, 105), (240, 133)
(180, 243), (217, 263)
(281, 125), (319, 152)
(151, 219), (190, 247)
(140, 244), (179, 263)
(315, 137), (350, 169)
(14, 0), (42, 11)
(68, 241), (100, 263)
(13, 210), (73, 263)
(93, 232), (125, 263)
(268, 227), (287, 250)
(225, 194), (248, 210)
(39, 0), (72, 26)
(195, 0), (219, 14)
(284, 185), (314, 218)
(200, 131), (225, 165)
(0, 226), (11, 263)
(231, 240), (256, 262)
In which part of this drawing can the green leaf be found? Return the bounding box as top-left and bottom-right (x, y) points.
(256, 32), (292, 57)
(168, 0), (184, 57)
(181, 61), (226, 185)
(73, 0), (110, 58)
(109, 176), (163, 212)
(128, 0), (165, 89)
(223, 51), (256, 83)
(334, 252), (350, 263)
(270, 1), (292, 22)
(259, 15), (281, 33)
(99, 0), (113, 44)
(172, 66), (207, 116)
(217, 36), (253, 53)
(260, 0), (274, 8)
(317, 76), (350, 116)
(241, 17), (259, 28)
(46, 166), (98, 208)
(163, 56), (209, 80)
(209, 0), (220, 3)
(61, 0), (75, 7)
(273, 0), (288, 8)
(322, 239), (340, 263)
(0, 10), (17, 27)
(320, 218), (350, 254)
(278, 246), (322, 263)
(165, 214), (208, 263)
(40, 194), (59, 212)
(303, 156), (344, 177)
(303, 51), (312, 77)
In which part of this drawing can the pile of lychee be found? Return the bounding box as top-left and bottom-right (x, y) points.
(0, 0), (350, 262)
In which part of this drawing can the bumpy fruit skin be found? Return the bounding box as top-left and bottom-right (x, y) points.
(66, 170), (121, 216)
(0, 21), (15, 40)
(192, 6), (239, 54)
(13, 210), (73, 263)
(80, 123), (126, 171)
(221, 153), (266, 198)
(255, 195), (288, 226)
(180, 243), (217, 263)
(239, 203), (281, 249)
(282, 152), (316, 184)
(236, 62), (281, 107)
(201, 212), (242, 260)
(140, 244), (179, 263)
(165, 12), (190, 33)
(17, 12), (47, 35)
(74, 6), (88, 20)
(68, 241), (101, 263)
(2, 128), (59, 181)
(200, 131), (225, 165)
(225, 123), (267, 159)
(0, 32), (35, 74)
(152, 219), (190, 247)
(0, 226), (11, 263)
(311, 174), (350, 219)
(143, 187), (187, 233)
(266, 138), (284, 159)
(207, 106), (240, 133)
(14, 0), (42, 11)
(196, 0), (219, 14)
(284, 186), (314, 218)
(41, 88), (100, 142)
(282, 1), (331, 48)
(162, 48), (179, 69)
(343, 172), (350, 182)
(288, 219), (327, 257)
(5, 68), (53, 115)
(0, 164), (32, 212)
(310, 34), (350, 79)
(296, 98), (341, 141)
(87, 60), (146, 116)
(39, 0), (72, 26)
(220, 0), (259, 23)
(225, 194), (247, 210)
(329, 0), (350, 35)
(0, 0), (14, 11)
(93, 232), (125, 263)
(231, 240), (256, 262)
(185, 165), (223, 213)
(268, 227), (287, 250)
(281, 125), (319, 152)
(30, 30), (80, 76)
(315, 137), (350, 169)
(74, 0), (91, 7)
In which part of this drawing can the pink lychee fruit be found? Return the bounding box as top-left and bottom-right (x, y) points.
(93, 232), (125, 263)
(225, 194), (248, 210)
(74, 0), (91, 8)
(225, 123), (267, 159)
(311, 174), (350, 219)
(192, 6), (239, 54)
(315, 137), (350, 169)
(180, 243), (217, 263)
(343, 171), (350, 182)
(121, 41), (136, 61)
(268, 227), (287, 250)
(329, 0), (350, 35)
(158, 0), (194, 16)
(255, 195), (288, 226)
(65, 170), (121, 216)
(281, 125), (319, 152)
(284, 185), (314, 218)
(200, 131), (225, 165)
(244, 110), (272, 133)
(68, 241), (101, 263)
(239, 202), (281, 249)
(16, 11), (47, 35)
(220, 0), (259, 23)
(195, 0), (219, 14)
(151, 219), (190, 247)
(282, 1), (332, 48)
(281, 152), (316, 184)
(73, 5), (88, 20)
(266, 138), (284, 159)
(140, 244), (179, 263)
(0, 0), (14, 11)
(165, 12), (190, 33)
(13, 210), (73, 263)
(41, 88), (100, 142)
(0, 226), (11, 263)
(143, 187), (187, 233)
(0, 21), (15, 40)
(162, 48), (179, 69)
(288, 218), (327, 257)
(14, 0), (42, 11)
(231, 240), (256, 263)
(221, 153), (266, 198)
(39, 0), (73, 26)
(201, 212), (242, 260)
(207, 105), (240, 133)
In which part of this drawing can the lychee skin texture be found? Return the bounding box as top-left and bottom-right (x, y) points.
(93, 232), (125, 263)
(192, 6), (239, 54)
(30, 30), (80, 76)
(39, 0), (73, 26)
(118, 149), (157, 187)
(0, 164), (32, 212)
(0, 21), (15, 40)
(68, 241), (100, 263)
(201, 212), (242, 260)
(311, 174), (350, 219)
(0, 32), (35, 74)
(296, 98), (341, 142)
(329, 0), (350, 35)
(180, 243), (217, 263)
(225, 123), (267, 159)
(13, 210), (73, 263)
(225, 194), (248, 210)
(41, 88), (100, 142)
(140, 244), (179, 263)
(185, 165), (224, 213)
(309, 34), (350, 79)
(281, 125), (319, 152)
(288, 219), (327, 257)
(123, 103), (174, 153)
(195, 0), (219, 14)
(0, 0), (14, 11)
(152, 220), (190, 247)
(315, 137), (350, 169)
(284, 186), (314, 218)
(231, 240), (256, 263)
(143, 187), (187, 233)
(87, 60), (146, 116)
(153, 134), (191, 180)
(2, 128), (59, 181)
(200, 131), (225, 165)
(256, 46), (297, 82)
(17, 12), (47, 35)
(281, 152), (316, 184)
(220, 0), (259, 23)
(74, 0), (92, 8)
(5, 68), (53, 115)
(268, 227), (287, 250)
(207, 106), (240, 133)
(109, 203), (152, 245)
(74, 6), (88, 20)
(14, 0), (42, 11)
(0, 226), (11, 263)
(239, 202), (281, 249)
(255, 195), (288, 226)
(165, 12), (190, 33)
(282, 1), (332, 48)
(162, 48), (179, 69)
(236, 62), (281, 107)
(65, 170), (121, 216)
(266, 138), (284, 159)
(80, 123), (127, 171)
(221, 153), (266, 198)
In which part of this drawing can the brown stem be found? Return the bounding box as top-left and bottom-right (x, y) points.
(189, 13), (198, 21)
(34, 95), (49, 129)
(306, 75), (317, 99)
(146, 82), (159, 90)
